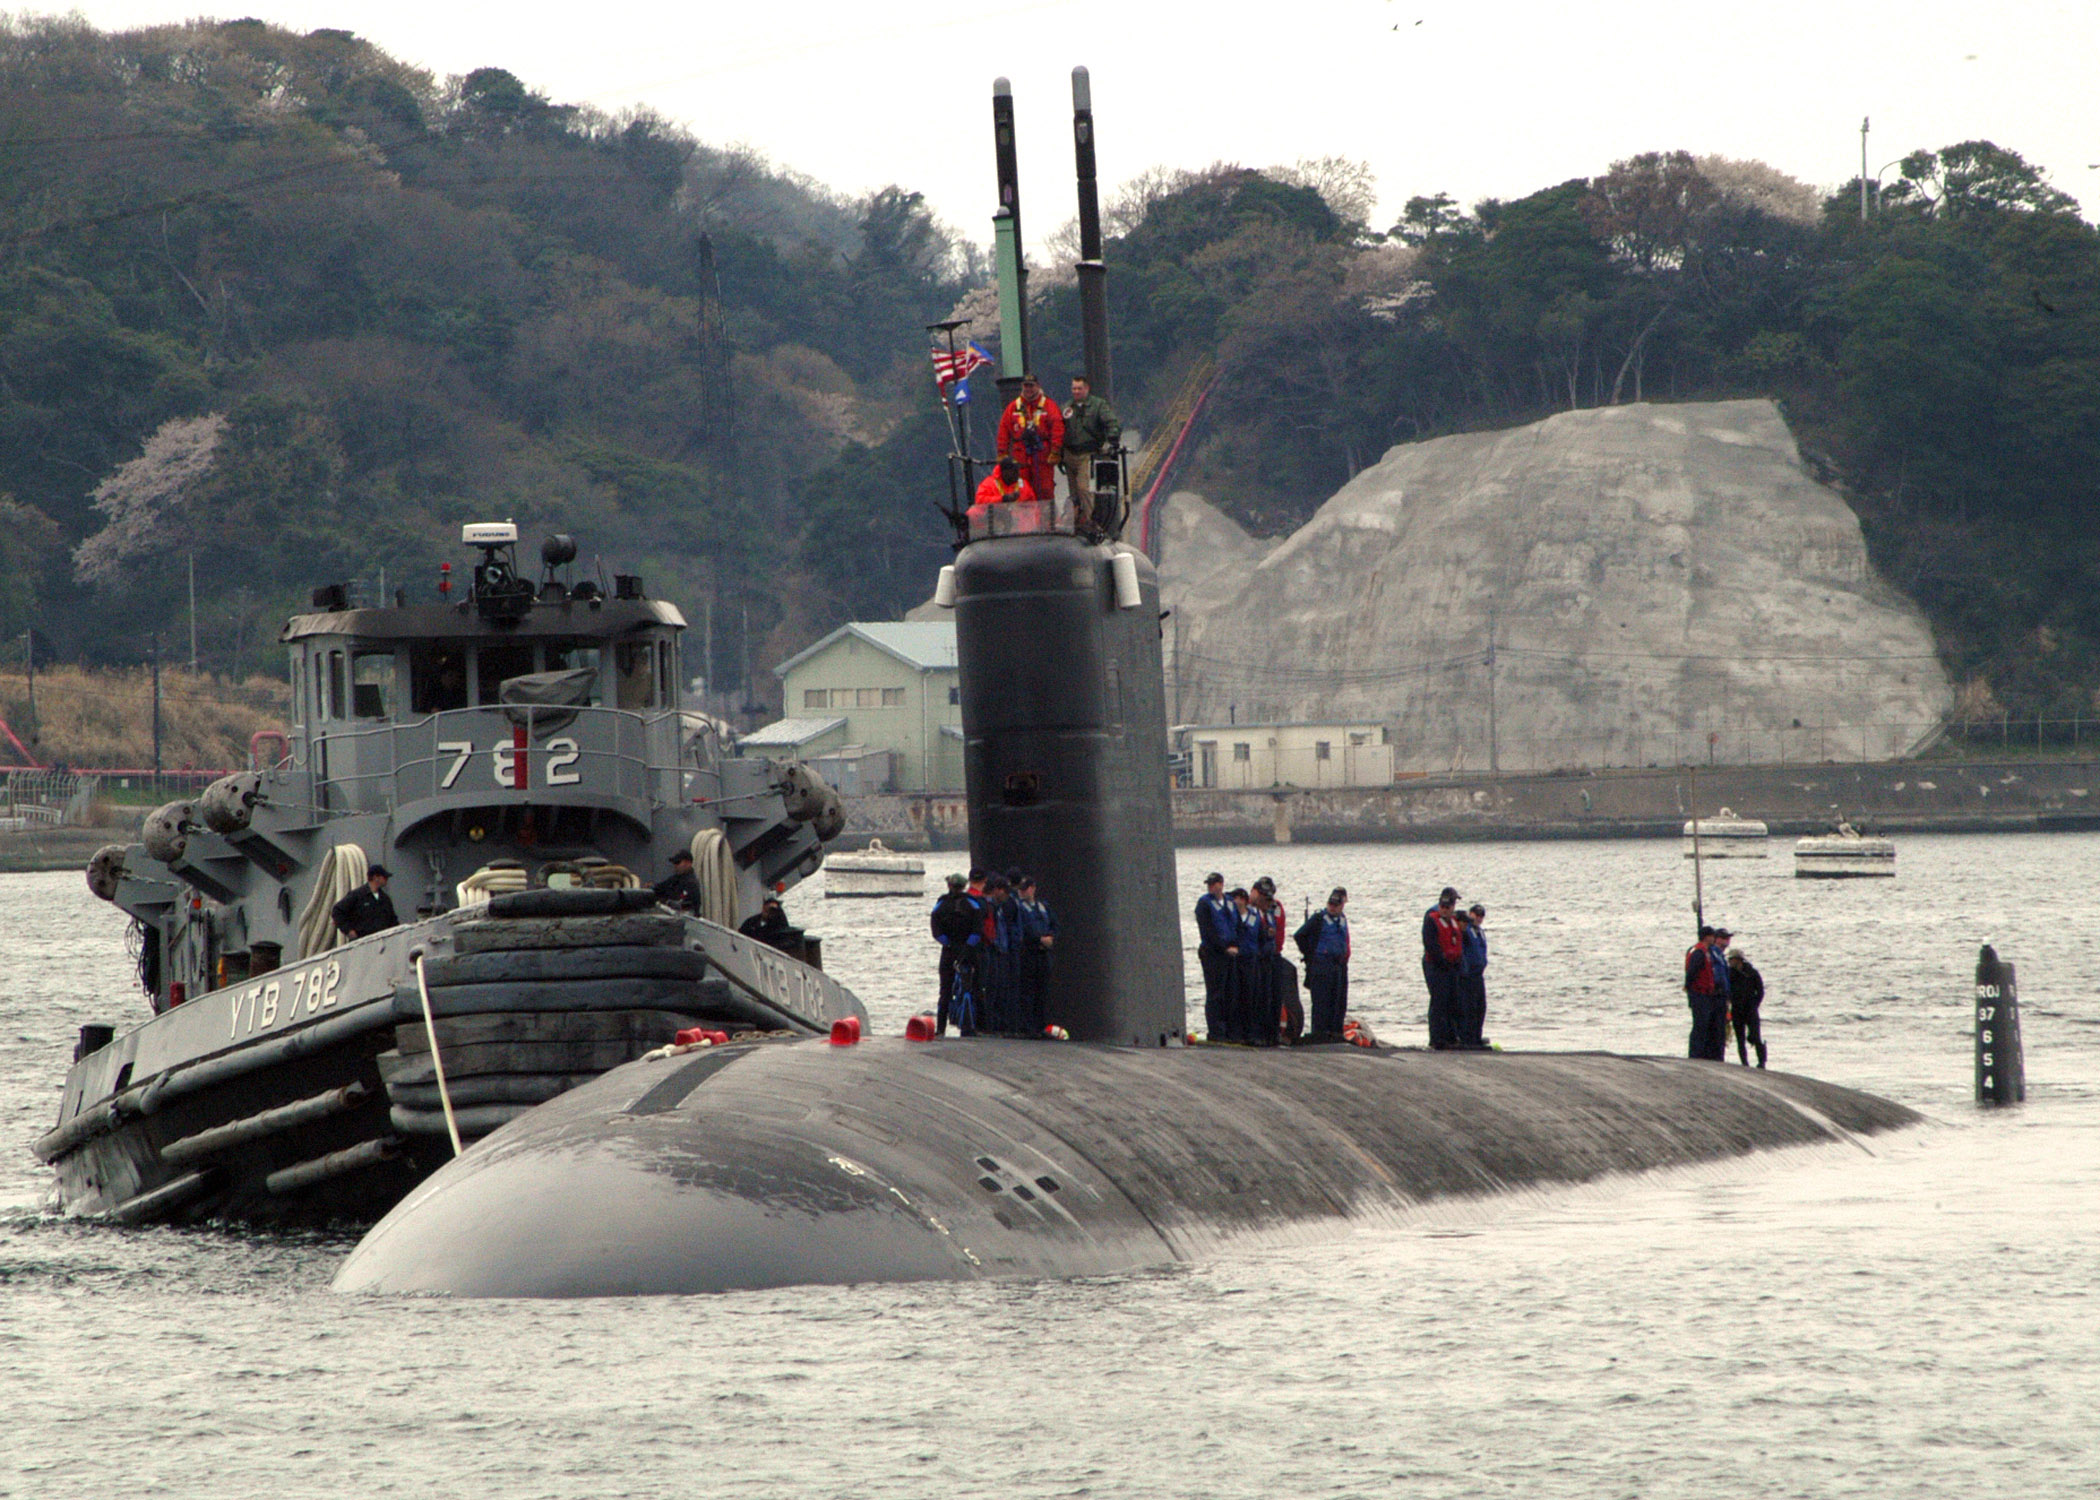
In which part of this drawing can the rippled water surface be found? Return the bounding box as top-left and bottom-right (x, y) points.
(4, 834), (2097, 1498)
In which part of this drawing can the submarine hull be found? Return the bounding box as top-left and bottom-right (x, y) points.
(334, 1039), (1920, 1298)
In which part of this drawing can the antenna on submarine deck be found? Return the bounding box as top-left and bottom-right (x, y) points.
(1071, 65), (1111, 402)
(1070, 65), (1128, 538)
(990, 77), (1028, 406)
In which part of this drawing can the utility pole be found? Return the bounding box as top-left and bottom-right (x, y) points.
(22, 630), (35, 748)
(151, 638), (163, 793)
(740, 602), (756, 725)
(694, 233), (732, 459)
(1486, 609), (1500, 775)
(703, 595), (714, 716)
(187, 555), (198, 674)
(1171, 612), (1182, 725)
(1860, 117), (1870, 221)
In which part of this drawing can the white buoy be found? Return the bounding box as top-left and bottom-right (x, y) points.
(1110, 550), (1141, 609)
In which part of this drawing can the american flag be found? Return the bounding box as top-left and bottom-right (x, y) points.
(931, 341), (992, 390)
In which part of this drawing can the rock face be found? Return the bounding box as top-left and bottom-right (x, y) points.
(1159, 400), (1952, 772)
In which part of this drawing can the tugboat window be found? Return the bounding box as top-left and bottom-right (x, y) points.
(352, 650), (397, 719)
(327, 651), (347, 721)
(476, 642), (535, 706)
(290, 658), (303, 725)
(544, 642), (604, 703)
(615, 640), (658, 709)
(410, 643), (469, 714)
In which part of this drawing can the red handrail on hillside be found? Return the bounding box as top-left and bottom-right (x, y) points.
(1136, 372), (1219, 558)
(0, 719), (40, 770)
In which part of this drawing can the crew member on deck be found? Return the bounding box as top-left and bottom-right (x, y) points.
(1061, 375), (1121, 534)
(738, 896), (795, 951)
(1458, 903), (1492, 1050)
(1295, 887), (1351, 1040)
(930, 873), (987, 1036)
(1230, 887), (1263, 1044)
(1016, 876), (1058, 1036)
(1194, 872), (1235, 1041)
(331, 864), (398, 940)
(1254, 876), (1302, 1044)
(1683, 925), (1732, 1061)
(1727, 945), (1767, 1068)
(1421, 886), (1466, 1049)
(654, 850), (702, 915)
(983, 873), (1021, 1035)
(996, 372), (1064, 510)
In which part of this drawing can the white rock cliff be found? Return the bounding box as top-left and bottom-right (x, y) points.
(1158, 400), (1951, 772)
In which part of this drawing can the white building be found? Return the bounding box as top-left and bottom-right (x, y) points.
(1175, 722), (1394, 789)
(752, 623), (962, 792)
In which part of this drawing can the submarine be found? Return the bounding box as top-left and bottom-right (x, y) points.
(332, 71), (1922, 1298)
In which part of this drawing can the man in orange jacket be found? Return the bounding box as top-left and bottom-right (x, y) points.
(996, 372), (1063, 511)
(972, 456), (1035, 507)
(967, 457), (1038, 533)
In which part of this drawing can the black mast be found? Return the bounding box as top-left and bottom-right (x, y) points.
(1071, 65), (1112, 401)
(990, 77), (1029, 405)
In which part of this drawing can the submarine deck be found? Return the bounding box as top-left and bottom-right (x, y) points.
(335, 1039), (1921, 1297)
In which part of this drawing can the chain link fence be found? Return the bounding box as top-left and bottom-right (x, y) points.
(1, 770), (99, 829)
(1390, 717), (2096, 778)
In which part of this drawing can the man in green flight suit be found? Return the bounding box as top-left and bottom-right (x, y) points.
(1061, 375), (1122, 535)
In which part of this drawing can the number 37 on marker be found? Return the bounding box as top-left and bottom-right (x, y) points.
(436, 738), (582, 789)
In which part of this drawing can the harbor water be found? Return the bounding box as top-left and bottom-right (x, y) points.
(3, 834), (2096, 1498)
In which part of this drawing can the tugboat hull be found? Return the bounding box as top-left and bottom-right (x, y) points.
(40, 894), (863, 1226)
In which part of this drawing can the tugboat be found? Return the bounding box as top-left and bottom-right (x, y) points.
(39, 523), (864, 1226)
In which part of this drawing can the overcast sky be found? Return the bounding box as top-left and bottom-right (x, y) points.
(65, 0), (2100, 246)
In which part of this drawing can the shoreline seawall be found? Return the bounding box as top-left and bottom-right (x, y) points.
(0, 820), (141, 875)
(838, 757), (2100, 850)
(16, 760), (2090, 872)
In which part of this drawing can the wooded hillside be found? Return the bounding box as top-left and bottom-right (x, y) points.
(0, 15), (967, 714)
(5, 17), (2097, 722)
